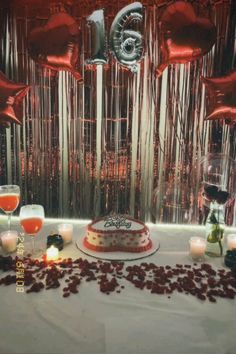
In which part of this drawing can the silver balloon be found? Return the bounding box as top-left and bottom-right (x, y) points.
(87, 9), (108, 65)
(109, 2), (144, 72)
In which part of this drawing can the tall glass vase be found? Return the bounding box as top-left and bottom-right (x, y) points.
(205, 201), (225, 257)
(199, 153), (236, 226)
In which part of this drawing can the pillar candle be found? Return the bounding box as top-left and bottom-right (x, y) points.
(46, 245), (59, 261)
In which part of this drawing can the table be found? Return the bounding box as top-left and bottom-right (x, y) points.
(0, 218), (236, 354)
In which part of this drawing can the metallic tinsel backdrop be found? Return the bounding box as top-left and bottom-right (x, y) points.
(0, 0), (236, 223)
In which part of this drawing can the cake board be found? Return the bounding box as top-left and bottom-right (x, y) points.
(76, 231), (160, 261)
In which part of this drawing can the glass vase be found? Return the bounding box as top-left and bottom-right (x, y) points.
(205, 201), (225, 257)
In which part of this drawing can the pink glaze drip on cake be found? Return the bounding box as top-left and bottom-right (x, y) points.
(83, 216), (152, 253)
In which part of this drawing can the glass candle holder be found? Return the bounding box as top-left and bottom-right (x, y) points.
(0, 230), (18, 253)
(227, 234), (236, 250)
(58, 223), (73, 244)
(189, 237), (206, 261)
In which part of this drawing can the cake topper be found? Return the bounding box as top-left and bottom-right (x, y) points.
(104, 215), (131, 229)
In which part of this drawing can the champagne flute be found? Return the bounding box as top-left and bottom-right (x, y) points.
(0, 185), (20, 230)
(19, 204), (45, 256)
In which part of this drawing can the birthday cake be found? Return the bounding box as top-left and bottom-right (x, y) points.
(83, 215), (152, 253)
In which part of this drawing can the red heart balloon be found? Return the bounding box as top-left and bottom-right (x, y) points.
(28, 12), (82, 81)
(156, 1), (216, 76)
(202, 70), (236, 125)
(0, 71), (29, 128)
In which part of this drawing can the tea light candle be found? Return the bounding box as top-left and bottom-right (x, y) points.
(189, 237), (206, 260)
(46, 245), (59, 261)
(58, 223), (73, 244)
(227, 234), (236, 250)
(0, 231), (18, 253)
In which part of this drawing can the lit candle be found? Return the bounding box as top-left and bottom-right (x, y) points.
(58, 223), (73, 244)
(227, 234), (236, 250)
(189, 237), (206, 261)
(0, 230), (18, 253)
(46, 245), (59, 261)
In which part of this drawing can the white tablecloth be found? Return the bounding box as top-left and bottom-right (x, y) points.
(0, 219), (236, 354)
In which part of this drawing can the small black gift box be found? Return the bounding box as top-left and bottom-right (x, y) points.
(224, 249), (236, 268)
(47, 234), (64, 251)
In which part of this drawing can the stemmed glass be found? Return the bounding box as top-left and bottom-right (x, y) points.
(0, 185), (20, 230)
(19, 204), (45, 256)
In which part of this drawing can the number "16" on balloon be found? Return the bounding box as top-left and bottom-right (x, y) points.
(87, 2), (144, 73)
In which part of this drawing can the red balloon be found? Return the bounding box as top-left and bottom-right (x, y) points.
(28, 12), (82, 81)
(0, 72), (29, 128)
(202, 71), (236, 125)
(156, 1), (216, 77)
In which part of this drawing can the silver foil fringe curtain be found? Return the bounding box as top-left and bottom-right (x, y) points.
(0, 0), (236, 224)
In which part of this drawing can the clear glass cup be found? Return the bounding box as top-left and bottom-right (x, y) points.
(0, 185), (20, 230)
(199, 153), (236, 191)
(19, 204), (45, 256)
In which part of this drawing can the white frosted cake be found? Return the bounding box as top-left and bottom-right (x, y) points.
(83, 215), (152, 253)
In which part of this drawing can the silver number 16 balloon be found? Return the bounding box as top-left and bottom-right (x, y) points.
(87, 2), (144, 72)
(109, 2), (144, 72)
(87, 9), (108, 65)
